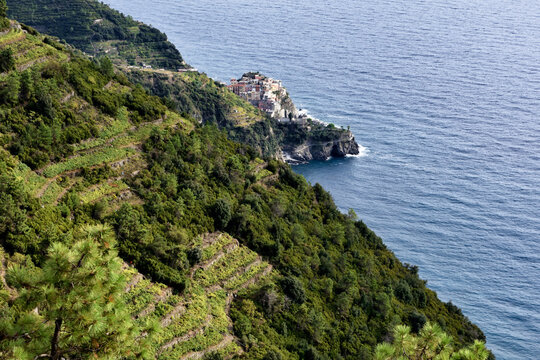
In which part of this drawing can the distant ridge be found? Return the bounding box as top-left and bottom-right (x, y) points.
(7, 0), (186, 70)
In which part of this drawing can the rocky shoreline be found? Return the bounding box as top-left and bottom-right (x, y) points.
(227, 72), (361, 163)
(281, 127), (360, 163)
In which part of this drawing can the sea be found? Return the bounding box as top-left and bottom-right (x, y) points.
(103, 1), (540, 358)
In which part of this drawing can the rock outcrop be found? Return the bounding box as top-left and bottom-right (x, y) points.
(283, 128), (360, 163)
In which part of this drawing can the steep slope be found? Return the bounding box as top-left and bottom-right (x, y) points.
(0, 20), (490, 359)
(0, 230), (273, 359)
(121, 232), (273, 360)
(8, 0), (360, 161)
(7, 0), (185, 70)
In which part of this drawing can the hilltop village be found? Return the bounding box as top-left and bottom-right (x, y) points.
(228, 72), (307, 122)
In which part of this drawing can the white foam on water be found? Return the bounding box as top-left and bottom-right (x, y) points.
(346, 144), (369, 158)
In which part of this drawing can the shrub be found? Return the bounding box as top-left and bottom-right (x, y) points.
(212, 198), (232, 229)
(187, 247), (202, 266)
(0, 0), (8, 30)
(394, 279), (413, 304)
(409, 311), (427, 333)
(0, 48), (15, 73)
(281, 276), (306, 304)
(264, 350), (283, 360)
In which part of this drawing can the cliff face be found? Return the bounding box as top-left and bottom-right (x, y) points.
(282, 127), (360, 163)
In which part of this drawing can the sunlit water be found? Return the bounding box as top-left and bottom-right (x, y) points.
(104, 1), (540, 358)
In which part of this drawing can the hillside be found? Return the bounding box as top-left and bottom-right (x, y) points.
(0, 15), (491, 360)
(8, 0), (360, 162)
(7, 0), (185, 70)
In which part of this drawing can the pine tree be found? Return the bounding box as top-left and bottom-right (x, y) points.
(375, 322), (490, 360)
(0, 225), (159, 359)
(0, 48), (15, 73)
(0, 0), (7, 18)
(0, 0), (9, 30)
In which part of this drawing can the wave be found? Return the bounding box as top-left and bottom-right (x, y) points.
(346, 144), (370, 158)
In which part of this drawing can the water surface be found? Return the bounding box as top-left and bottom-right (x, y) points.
(103, 1), (540, 358)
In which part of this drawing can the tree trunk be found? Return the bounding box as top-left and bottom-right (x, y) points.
(51, 317), (62, 360)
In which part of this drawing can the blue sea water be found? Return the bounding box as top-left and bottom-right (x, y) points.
(104, 0), (540, 358)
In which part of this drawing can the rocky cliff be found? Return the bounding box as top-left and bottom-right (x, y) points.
(280, 123), (360, 163)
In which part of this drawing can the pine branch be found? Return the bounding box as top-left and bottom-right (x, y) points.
(50, 317), (62, 360)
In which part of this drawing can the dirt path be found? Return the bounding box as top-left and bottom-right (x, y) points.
(34, 176), (57, 198)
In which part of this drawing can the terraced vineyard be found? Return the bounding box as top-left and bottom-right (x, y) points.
(0, 232), (274, 359)
(0, 13), (491, 360)
(122, 232), (274, 360)
(8, 0), (186, 71)
(0, 24), (68, 77)
(34, 110), (188, 206)
(0, 21), (195, 209)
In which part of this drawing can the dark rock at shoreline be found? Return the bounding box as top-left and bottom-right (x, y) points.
(282, 128), (360, 163)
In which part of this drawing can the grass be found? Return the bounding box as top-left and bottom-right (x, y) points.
(48, 110), (186, 180)
(124, 278), (168, 316)
(214, 340), (242, 358)
(159, 290), (209, 344)
(150, 294), (183, 320)
(10, 162), (48, 196)
(158, 328), (226, 360)
(248, 158), (265, 172)
(256, 169), (273, 181)
(40, 181), (64, 204)
(223, 261), (269, 290)
(1, 32), (69, 72)
(43, 147), (136, 178)
(193, 246), (258, 288)
(200, 233), (236, 262)
(15, 42), (56, 66)
(159, 291), (230, 359)
(79, 180), (129, 204)
(120, 233), (267, 359)
(0, 28), (25, 47)
(73, 107), (131, 152)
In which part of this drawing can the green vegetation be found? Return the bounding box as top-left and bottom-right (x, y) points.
(79, 180), (129, 204)
(0, 0), (9, 30)
(0, 48), (14, 72)
(0, 16), (491, 360)
(8, 0), (185, 70)
(375, 322), (490, 360)
(8, 0), (356, 161)
(0, 27), (168, 170)
(200, 233), (236, 261)
(126, 69), (286, 158)
(9, 161), (48, 195)
(0, 225), (157, 359)
(193, 247), (258, 287)
(43, 147), (136, 178)
(39, 179), (63, 204)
